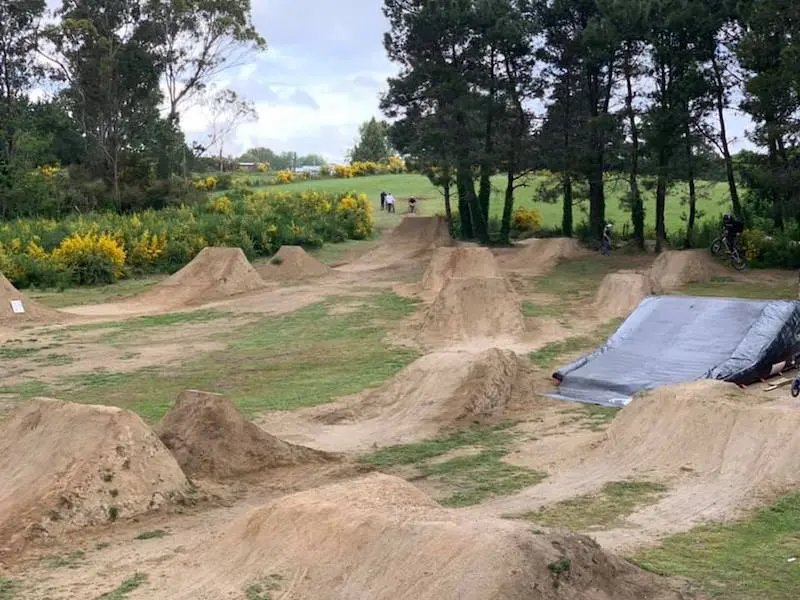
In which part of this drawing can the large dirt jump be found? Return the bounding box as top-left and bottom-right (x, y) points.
(157, 473), (689, 600)
(337, 216), (452, 272)
(421, 275), (525, 343)
(420, 246), (500, 298)
(593, 270), (655, 320)
(481, 380), (800, 551)
(259, 348), (535, 453)
(0, 398), (189, 556)
(257, 245), (331, 281)
(0, 272), (62, 325)
(647, 249), (719, 291)
(61, 246), (268, 316)
(158, 390), (335, 479)
(497, 237), (588, 275)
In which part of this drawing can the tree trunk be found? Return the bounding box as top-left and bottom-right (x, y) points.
(586, 67), (607, 241)
(443, 179), (453, 226)
(460, 164), (488, 243)
(479, 49), (496, 222)
(655, 164), (667, 252)
(767, 127), (784, 230)
(456, 167), (474, 239)
(624, 47), (644, 249)
(500, 169), (515, 243)
(711, 56), (741, 218)
(686, 133), (697, 248)
(562, 173), (573, 237)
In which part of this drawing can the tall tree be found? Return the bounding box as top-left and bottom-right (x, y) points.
(349, 117), (391, 163)
(201, 88), (257, 170)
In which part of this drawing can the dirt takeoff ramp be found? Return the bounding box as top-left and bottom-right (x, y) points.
(553, 295), (800, 407)
(0, 272), (61, 325)
(498, 237), (588, 275)
(593, 270), (655, 320)
(337, 216), (452, 272)
(0, 399), (189, 555)
(257, 245), (331, 281)
(421, 247), (500, 298)
(157, 473), (689, 600)
(647, 249), (719, 291)
(158, 390), (334, 479)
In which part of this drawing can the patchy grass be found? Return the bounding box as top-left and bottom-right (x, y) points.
(33, 353), (74, 366)
(65, 309), (231, 344)
(521, 480), (668, 530)
(0, 577), (16, 599)
(3, 292), (420, 422)
(0, 345), (40, 359)
(529, 318), (623, 370)
(522, 300), (564, 318)
(308, 237), (381, 265)
(29, 277), (163, 309)
(96, 573), (147, 600)
(41, 550), (86, 569)
(363, 423), (546, 507)
(681, 276), (797, 300)
(572, 403), (619, 431)
(632, 492), (800, 600)
(134, 529), (168, 540)
(244, 574), (283, 600)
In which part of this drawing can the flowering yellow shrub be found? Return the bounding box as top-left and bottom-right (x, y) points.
(38, 164), (61, 178)
(387, 155), (405, 173)
(334, 165), (354, 178)
(129, 231), (167, 268)
(512, 207), (543, 235)
(257, 162), (269, 172)
(52, 233), (127, 284)
(208, 195), (233, 215)
(193, 175), (217, 190)
(26, 240), (48, 259)
(275, 170), (294, 184)
(738, 228), (767, 262)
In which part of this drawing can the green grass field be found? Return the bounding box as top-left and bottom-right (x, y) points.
(237, 172), (730, 233)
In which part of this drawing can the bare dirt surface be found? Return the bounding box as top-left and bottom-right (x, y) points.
(495, 237), (589, 274)
(0, 399), (189, 560)
(0, 273), (66, 326)
(648, 249), (721, 291)
(593, 270), (655, 319)
(256, 245), (331, 281)
(158, 390), (336, 479)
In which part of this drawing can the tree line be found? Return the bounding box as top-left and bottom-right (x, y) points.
(380, 0), (800, 247)
(0, 0), (263, 218)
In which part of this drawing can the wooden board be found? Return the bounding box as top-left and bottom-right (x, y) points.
(763, 377), (793, 391)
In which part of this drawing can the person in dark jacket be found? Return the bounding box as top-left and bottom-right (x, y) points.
(380, 191), (386, 211)
(722, 213), (744, 251)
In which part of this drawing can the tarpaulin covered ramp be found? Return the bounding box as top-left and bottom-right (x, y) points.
(551, 296), (800, 408)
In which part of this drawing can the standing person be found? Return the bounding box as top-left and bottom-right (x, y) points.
(601, 223), (613, 255)
(380, 191), (386, 211)
(408, 196), (417, 214)
(385, 192), (396, 213)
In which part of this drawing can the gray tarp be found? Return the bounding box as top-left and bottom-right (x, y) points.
(551, 296), (800, 408)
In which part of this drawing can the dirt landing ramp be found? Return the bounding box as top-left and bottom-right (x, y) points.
(158, 390), (335, 479)
(648, 249), (719, 291)
(593, 270), (655, 319)
(421, 247), (500, 298)
(259, 349), (537, 453)
(337, 216), (452, 272)
(0, 398), (189, 555)
(258, 245), (331, 281)
(422, 276), (525, 343)
(0, 272), (62, 325)
(160, 473), (689, 600)
(497, 237), (588, 275)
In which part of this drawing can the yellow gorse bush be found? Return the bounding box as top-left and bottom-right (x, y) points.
(52, 233), (127, 279)
(129, 231), (167, 268)
(208, 195), (233, 215)
(512, 207), (543, 234)
(257, 162), (270, 172)
(38, 164), (61, 178)
(275, 170), (294, 184)
(193, 175), (218, 190)
(738, 228), (767, 262)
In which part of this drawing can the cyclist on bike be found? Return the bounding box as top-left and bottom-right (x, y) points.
(722, 213), (744, 252)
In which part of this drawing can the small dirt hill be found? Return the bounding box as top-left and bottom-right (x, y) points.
(337, 216), (452, 272)
(258, 245), (330, 281)
(648, 249), (718, 291)
(158, 390), (334, 479)
(160, 473), (690, 600)
(594, 270), (654, 320)
(500, 237), (587, 275)
(132, 246), (267, 308)
(0, 398), (189, 555)
(422, 276), (524, 343)
(0, 272), (60, 325)
(421, 247), (500, 297)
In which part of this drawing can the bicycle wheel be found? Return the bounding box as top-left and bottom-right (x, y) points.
(731, 251), (747, 271)
(710, 238), (723, 256)
(792, 379), (800, 398)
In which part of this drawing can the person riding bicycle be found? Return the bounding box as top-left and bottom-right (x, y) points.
(601, 223), (613, 255)
(722, 213), (744, 252)
(408, 196), (417, 214)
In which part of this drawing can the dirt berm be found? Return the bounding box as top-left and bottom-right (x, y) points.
(593, 270), (655, 320)
(0, 399), (189, 556)
(0, 272), (61, 325)
(158, 390), (335, 479)
(499, 237), (587, 275)
(421, 247), (500, 298)
(257, 245), (331, 281)
(160, 473), (691, 600)
(129, 246), (267, 308)
(647, 249), (719, 291)
(422, 276), (525, 343)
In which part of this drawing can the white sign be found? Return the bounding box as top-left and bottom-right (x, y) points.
(9, 300), (25, 314)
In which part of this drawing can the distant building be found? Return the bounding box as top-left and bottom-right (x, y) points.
(294, 165), (323, 175)
(238, 162), (257, 171)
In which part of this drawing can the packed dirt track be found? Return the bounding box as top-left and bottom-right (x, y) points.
(256, 244), (331, 281)
(153, 473), (691, 600)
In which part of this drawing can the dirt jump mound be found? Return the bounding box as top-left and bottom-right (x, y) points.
(158, 390), (334, 479)
(500, 237), (587, 275)
(133, 246), (267, 308)
(593, 270), (654, 319)
(422, 276), (524, 343)
(421, 247), (500, 297)
(0, 398), (189, 554)
(338, 216), (452, 272)
(0, 272), (60, 325)
(648, 249), (718, 291)
(258, 245), (331, 281)
(160, 473), (689, 600)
